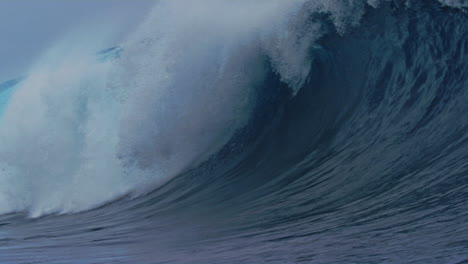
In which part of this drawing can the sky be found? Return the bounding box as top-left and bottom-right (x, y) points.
(0, 0), (155, 81)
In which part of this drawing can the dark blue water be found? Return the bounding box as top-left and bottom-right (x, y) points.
(0, 1), (467, 263)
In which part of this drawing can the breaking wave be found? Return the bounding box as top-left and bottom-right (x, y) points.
(0, 0), (467, 263)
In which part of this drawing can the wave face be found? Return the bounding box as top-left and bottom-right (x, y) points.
(0, 0), (467, 263)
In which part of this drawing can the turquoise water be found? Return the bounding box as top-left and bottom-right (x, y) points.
(0, 81), (19, 118)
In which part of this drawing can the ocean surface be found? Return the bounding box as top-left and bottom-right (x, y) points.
(0, 0), (467, 263)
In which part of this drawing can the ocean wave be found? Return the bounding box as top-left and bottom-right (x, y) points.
(0, 1), (467, 263)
